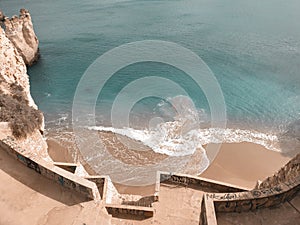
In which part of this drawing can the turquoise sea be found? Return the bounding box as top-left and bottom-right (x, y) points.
(1, 0), (300, 159)
(0, 0), (300, 129)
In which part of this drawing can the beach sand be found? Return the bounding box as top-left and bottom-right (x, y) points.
(47, 136), (293, 192)
(47, 139), (75, 163)
(200, 142), (292, 189)
(47, 136), (292, 191)
(47, 137), (156, 196)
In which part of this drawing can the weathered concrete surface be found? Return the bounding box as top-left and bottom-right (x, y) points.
(210, 182), (299, 213)
(37, 201), (112, 225)
(0, 135), (160, 222)
(0, 147), (87, 225)
(1, 141), (299, 225)
(216, 196), (300, 225)
(0, 139), (101, 201)
(156, 159), (299, 224)
(152, 184), (204, 225)
(200, 195), (218, 225)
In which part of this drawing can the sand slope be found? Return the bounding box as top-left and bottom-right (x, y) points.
(201, 142), (292, 189)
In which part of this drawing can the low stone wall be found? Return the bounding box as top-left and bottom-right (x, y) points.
(106, 204), (154, 218)
(159, 172), (247, 193)
(2, 135), (298, 222)
(53, 162), (78, 173)
(0, 137), (158, 219)
(121, 195), (156, 207)
(0, 139), (101, 201)
(200, 195), (218, 225)
(259, 153), (300, 189)
(209, 178), (300, 212)
(85, 176), (106, 199)
(157, 168), (299, 224)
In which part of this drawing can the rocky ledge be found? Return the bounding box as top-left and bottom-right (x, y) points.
(0, 8), (39, 66)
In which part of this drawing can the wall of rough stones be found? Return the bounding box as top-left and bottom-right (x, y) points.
(106, 204), (154, 219)
(210, 177), (299, 213)
(258, 154), (300, 189)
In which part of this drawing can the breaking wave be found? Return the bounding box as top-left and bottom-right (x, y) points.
(88, 95), (281, 157)
(88, 125), (281, 157)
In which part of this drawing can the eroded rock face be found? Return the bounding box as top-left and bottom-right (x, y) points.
(0, 22), (47, 159)
(0, 26), (36, 108)
(2, 9), (39, 66)
(0, 10), (4, 22)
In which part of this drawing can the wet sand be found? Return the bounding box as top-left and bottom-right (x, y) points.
(47, 135), (292, 192)
(47, 137), (156, 196)
(113, 183), (155, 196)
(200, 142), (292, 189)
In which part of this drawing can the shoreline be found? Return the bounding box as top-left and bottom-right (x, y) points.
(47, 134), (292, 193)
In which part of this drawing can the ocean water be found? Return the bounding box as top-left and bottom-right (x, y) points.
(1, 0), (300, 184)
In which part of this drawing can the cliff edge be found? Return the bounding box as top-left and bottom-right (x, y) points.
(0, 11), (49, 160)
(0, 9), (39, 66)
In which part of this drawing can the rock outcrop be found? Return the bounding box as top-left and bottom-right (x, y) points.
(0, 19), (48, 160)
(0, 10), (4, 22)
(1, 9), (39, 66)
(0, 26), (37, 108)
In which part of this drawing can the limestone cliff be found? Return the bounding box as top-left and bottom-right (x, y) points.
(1, 9), (39, 66)
(0, 26), (36, 108)
(0, 10), (4, 21)
(0, 21), (49, 160)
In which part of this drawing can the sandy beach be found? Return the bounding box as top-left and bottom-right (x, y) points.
(47, 135), (293, 191)
(200, 142), (292, 189)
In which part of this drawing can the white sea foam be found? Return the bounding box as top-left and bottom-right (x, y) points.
(48, 101), (282, 181)
(88, 124), (281, 157)
(88, 95), (281, 157)
(51, 95), (281, 158)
